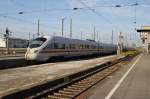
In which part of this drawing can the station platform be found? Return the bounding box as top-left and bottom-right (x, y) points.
(0, 54), (24, 60)
(87, 53), (150, 99)
(0, 55), (25, 68)
(0, 55), (120, 97)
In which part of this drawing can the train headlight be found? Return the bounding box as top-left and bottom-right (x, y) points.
(34, 50), (38, 53)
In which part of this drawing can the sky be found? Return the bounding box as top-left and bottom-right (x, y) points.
(0, 0), (150, 46)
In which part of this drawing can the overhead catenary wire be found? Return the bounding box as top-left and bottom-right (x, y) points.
(0, 0), (143, 41)
(0, 15), (61, 37)
(93, 3), (138, 8)
(134, 0), (138, 30)
(0, 1), (142, 17)
(95, 1), (139, 31)
(1, 15), (60, 30)
(0, 8), (76, 17)
(77, 0), (141, 38)
(76, 0), (142, 46)
(0, 2), (141, 17)
(77, 0), (123, 32)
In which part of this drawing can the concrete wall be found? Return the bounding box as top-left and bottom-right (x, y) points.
(0, 38), (28, 48)
(0, 38), (6, 48)
(8, 38), (28, 48)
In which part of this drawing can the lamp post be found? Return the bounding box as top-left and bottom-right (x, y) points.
(61, 18), (64, 37)
(5, 27), (9, 54)
(61, 18), (66, 37)
(70, 18), (72, 38)
(37, 20), (40, 37)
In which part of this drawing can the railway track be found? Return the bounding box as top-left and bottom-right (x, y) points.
(45, 65), (119, 99)
(1, 53), (139, 99)
(40, 58), (129, 99)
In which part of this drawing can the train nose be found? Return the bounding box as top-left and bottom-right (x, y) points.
(25, 50), (30, 60)
(25, 49), (38, 60)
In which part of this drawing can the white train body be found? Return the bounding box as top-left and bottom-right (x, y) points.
(25, 36), (117, 62)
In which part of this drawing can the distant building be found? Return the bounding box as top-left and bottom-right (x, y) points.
(137, 26), (150, 53)
(0, 37), (29, 48)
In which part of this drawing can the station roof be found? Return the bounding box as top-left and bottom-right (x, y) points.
(137, 28), (150, 32)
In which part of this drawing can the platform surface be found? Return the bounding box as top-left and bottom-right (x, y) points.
(88, 53), (150, 99)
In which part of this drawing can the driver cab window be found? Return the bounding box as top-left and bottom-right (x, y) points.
(29, 37), (46, 48)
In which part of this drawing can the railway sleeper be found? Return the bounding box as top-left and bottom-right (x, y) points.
(92, 76), (106, 80)
(81, 83), (93, 86)
(58, 90), (76, 95)
(79, 80), (94, 83)
(67, 86), (85, 91)
(82, 78), (96, 84)
(75, 83), (93, 87)
(91, 75), (103, 78)
(63, 88), (82, 92)
(53, 92), (74, 98)
(67, 86), (85, 90)
(88, 78), (102, 82)
(74, 82), (92, 86)
(47, 95), (69, 99)
(82, 78), (96, 82)
(83, 80), (98, 84)
(72, 83), (87, 87)
(72, 83), (84, 87)
(71, 84), (88, 88)
(70, 85), (88, 89)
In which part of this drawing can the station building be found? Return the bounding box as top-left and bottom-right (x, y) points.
(137, 26), (150, 53)
(0, 37), (28, 48)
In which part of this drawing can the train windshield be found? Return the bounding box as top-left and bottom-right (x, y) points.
(29, 37), (47, 48)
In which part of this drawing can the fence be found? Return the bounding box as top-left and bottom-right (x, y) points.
(0, 48), (27, 55)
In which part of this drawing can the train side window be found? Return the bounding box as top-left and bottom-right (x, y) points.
(91, 45), (95, 49)
(45, 43), (53, 49)
(86, 45), (89, 49)
(99, 46), (103, 49)
(46, 43), (66, 49)
(54, 43), (58, 49)
(70, 44), (75, 49)
(78, 44), (81, 49)
(89, 45), (91, 49)
(96, 46), (98, 49)
(69, 44), (72, 49)
(85, 45), (87, 49)
(83, 45), (86, 49)
(75, 44), (78, 49)
(79, 44), (83, 49)
(79, 45), (81, 49)
(88, 45), (90, 49)
(94, 46), (96, 49)
(62, 44), (65, 49)
(54, 43), (65, 49)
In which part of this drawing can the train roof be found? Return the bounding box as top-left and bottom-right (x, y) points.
(44, 36), (116, 47)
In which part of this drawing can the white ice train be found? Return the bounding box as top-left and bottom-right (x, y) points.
(25, 36), (117, 62)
